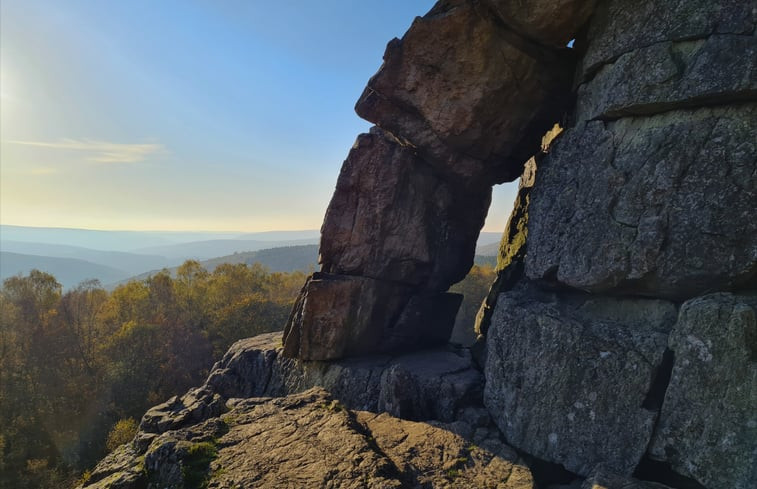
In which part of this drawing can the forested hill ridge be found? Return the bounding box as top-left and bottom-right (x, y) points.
(0, 227), (501, 288)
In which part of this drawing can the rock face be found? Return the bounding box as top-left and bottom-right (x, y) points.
(575, 33), (757, 121)
(525, 104), (757, 300)
(483, 0), (757, 487)
(580, 0), (757, 79)
(319, 129), (490, 290)
(482, 0), (598, 47)
(355, 0), (573, 183)
(284, 0), (582, 361)
(485, 283), (676, 475)
(649, 293), (757, 489)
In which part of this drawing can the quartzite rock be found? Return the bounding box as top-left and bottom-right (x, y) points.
(483, 0), (598, 47)
(282, 273), (462, 360)
(576, 33), (757, 121)
(320, 128), (491, 290)
(525, 104), (757, 300)
(484, 283), (676, 476)
(580, 0), (757, 79)
(82, 388), (535, 489)
(282, 273), (412, 360)
(355, 0), (572, 183)
(357, 410), (535, 489)
(649, 293), (757, 489)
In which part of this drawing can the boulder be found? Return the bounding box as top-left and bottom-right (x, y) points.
(320, 128), (491, 291)
(355, 0), (573, 183)
(576, 33), (757, 121)
(484, 282), (676, 475)
(282, 273), (461, 361)
(282, 273), (412, 360)
(483, 0), (597, 47)
(525, 104), (757, 300)
(580, 0), (756, 79)
(649, 293), (757, 489)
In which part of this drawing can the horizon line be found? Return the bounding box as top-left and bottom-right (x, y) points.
(0, 223), (506, 235)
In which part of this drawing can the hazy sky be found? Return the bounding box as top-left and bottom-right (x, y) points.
(0, 0), (518, 233)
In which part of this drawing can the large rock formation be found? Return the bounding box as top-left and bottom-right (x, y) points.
(81, 1), (756, 488)
(483, 1), (757, 488)
(283, 0), (583, 361)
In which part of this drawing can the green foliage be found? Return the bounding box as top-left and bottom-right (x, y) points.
(105, 418), (139, 453)
(0, 262), (302, 488)
(182, 442), (218, 489)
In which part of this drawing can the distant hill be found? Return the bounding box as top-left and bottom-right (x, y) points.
(233, 230), (321, 241)
(473, 255), (497, 267)
(476, 241), (500, 256)
(0, 224), (241, 251)
(124, 245), (320, 284)
(477, 231), (502, 246)
(201, 245), (319, 272)
(1, 240), (177, 272)
(1, 252), (131, 288)
(134, 238), (320, 260)
(124, 244), (498, 286)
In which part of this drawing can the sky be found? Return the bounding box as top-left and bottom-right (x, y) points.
(0, 0), (518, 233)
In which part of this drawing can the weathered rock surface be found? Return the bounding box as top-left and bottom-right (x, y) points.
(282, 273), (412, 361)
(525, 104), (757, 300)
(483, 0), (598, 47)
(649, 293), (757, 489)
(142, 332), (484, 436)
(355, 0), (572, 183)
(320, 128), (491, 290)
(581, 0), (757, 79)
(282, 272), (462, 360)
(576, 33), (757, 121)
(82, 388), (535, 489)
(484, 282), (676, 476)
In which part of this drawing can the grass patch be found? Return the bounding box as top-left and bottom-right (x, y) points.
(182, 441), (218, 489)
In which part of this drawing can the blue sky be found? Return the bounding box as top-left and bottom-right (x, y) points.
(0, 0), (517, 232)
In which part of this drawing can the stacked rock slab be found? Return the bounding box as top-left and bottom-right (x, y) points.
(283, 0), (582, 361)
(484, 0), (757, 487)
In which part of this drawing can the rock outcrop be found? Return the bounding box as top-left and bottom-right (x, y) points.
(81, 1), (757, 488)
(79, 336), (535, 489)
(83, 387), (534, 489)
(283, 0), (583, 361)
(482, 1), (757, 487)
